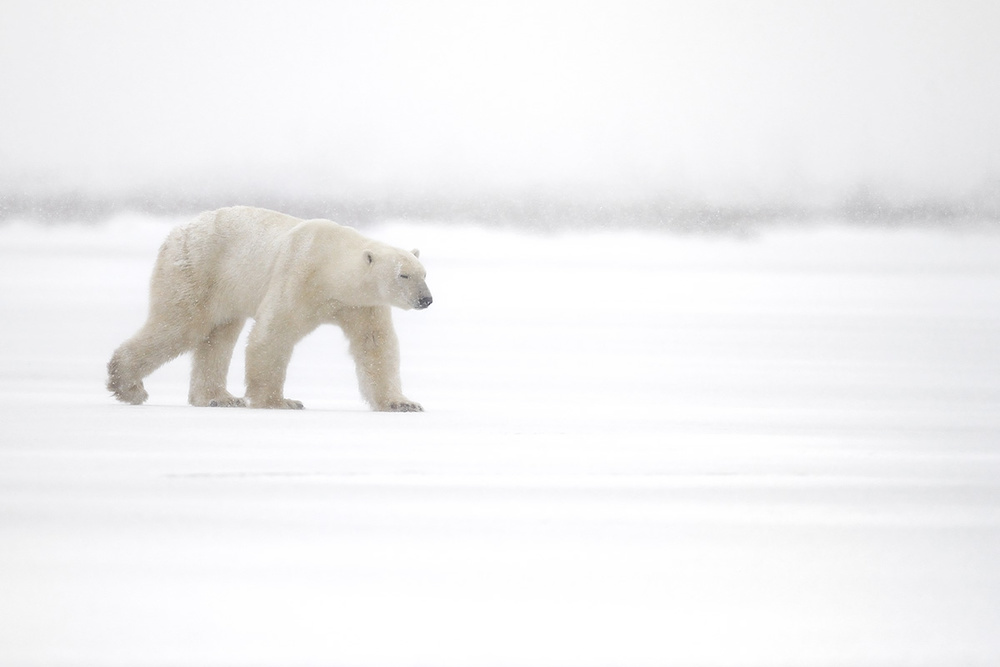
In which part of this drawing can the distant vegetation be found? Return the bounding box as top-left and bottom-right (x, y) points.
(2, 184), (999, 233)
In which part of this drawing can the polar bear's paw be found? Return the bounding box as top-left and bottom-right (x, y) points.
(111, 382), (149, 405)
(248, 396), (305, 409)
(190, 391), (247, 408)
(385, 400), (423, 412)
(208, 396), (248, 408)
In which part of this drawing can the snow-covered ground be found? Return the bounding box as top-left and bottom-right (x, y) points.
(2, 215), (999, 666)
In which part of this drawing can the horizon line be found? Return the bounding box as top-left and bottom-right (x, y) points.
(2, 189), (998, 232)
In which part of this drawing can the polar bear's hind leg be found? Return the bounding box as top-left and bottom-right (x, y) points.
(107, 320), (191, 405)
(189, 319), (247, 407)
(106, 351), (149, 405)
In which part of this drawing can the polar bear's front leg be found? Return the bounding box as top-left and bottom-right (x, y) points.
(339, 306), (423, 412)
(244, 309), (313, 409)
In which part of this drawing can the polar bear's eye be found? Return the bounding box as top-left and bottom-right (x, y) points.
(399, 274), (410, 279)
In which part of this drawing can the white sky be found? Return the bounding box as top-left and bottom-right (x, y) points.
(2, 0), (999, 204)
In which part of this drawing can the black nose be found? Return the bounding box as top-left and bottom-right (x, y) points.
(417, 295), (433, 309)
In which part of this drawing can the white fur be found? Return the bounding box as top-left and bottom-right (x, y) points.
(107, 206), (431, 410)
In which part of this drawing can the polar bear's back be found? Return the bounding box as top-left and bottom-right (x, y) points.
(198, 205), (302, 243)
(153, 206), (305, 321)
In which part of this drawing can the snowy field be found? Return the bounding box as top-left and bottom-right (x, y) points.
(2, 214), (1000, 667)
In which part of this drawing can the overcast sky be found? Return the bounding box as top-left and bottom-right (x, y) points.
(2, 1), (999, 205)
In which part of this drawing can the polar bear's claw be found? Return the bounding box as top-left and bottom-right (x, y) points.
(208, 396), (247, 408)
(387, 401), (423, 412)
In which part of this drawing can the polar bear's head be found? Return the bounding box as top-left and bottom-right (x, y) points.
(364, 247), (433, 310)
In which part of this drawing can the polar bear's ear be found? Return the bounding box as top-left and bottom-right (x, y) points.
(411, 248), (420, 258)
(364, 250), (374, 265)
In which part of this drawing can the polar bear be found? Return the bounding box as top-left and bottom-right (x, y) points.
(107, 206), (432, 410)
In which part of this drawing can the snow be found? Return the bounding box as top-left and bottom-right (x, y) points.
(2, 216), (1000, 666)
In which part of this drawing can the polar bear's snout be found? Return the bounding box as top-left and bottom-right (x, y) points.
(409, 277), (433, 309)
